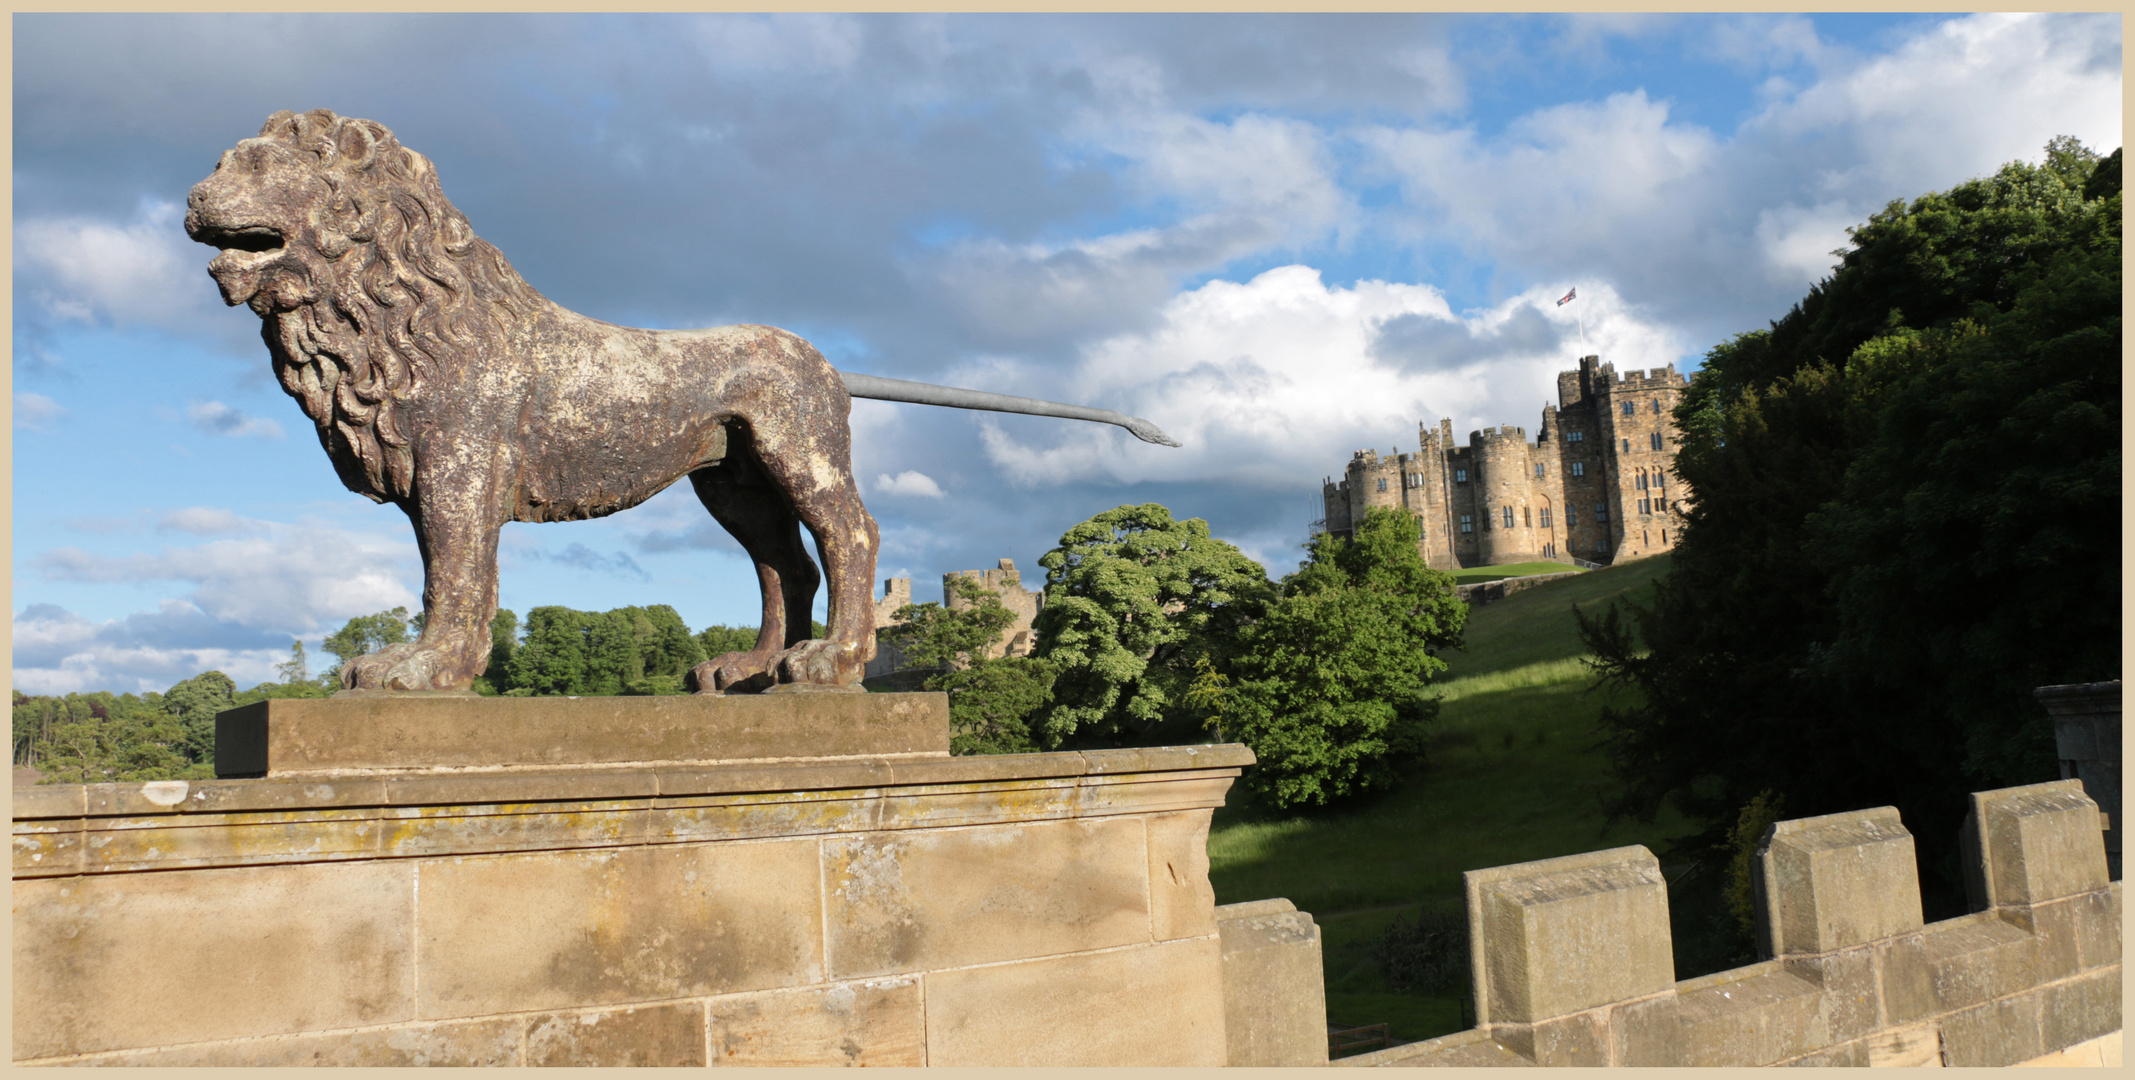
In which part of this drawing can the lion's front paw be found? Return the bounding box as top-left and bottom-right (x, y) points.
(687, 652), (777, 695)
(341, 643), (453, 692)
(774, 640), (867, 688)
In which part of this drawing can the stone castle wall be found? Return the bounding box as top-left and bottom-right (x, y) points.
(1336, 778), (2122, 1067)
(1323, 355), (1690, 569)
(866, 559), (1044, 680)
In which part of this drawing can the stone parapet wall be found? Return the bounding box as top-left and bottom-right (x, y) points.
(1454, 571), (1581, 608)
(1340, 779), (2121, 1067)
(13, 731), (1253, 1067)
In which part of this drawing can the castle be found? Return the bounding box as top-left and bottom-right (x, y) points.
(1320, 356), (1689, 568)
(866, 559), (1044, 680)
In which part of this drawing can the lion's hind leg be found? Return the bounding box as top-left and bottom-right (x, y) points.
(736, 420), (880, 689)
(682, 453), (821, 695)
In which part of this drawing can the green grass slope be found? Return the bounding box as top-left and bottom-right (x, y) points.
(1207, 553), (1677, 1047)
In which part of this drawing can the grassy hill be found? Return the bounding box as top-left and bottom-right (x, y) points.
(1206, 554), (1681, 1046)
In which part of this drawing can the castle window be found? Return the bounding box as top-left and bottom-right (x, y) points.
(1377, 478), (1387, 492)
(1409, 473), (1424, 488)
(1662, 528), (1668, 544)
(1523, 507), (1531, 527)
(1455, 468), (1468, 483)
(1540, 507), (1553, 528)
(1567, 430), (1584, 443)
(1596, 504), (1609, 523)
(1503, 506), (1515, 529)
(1571, 462), (1585, 477)
(1622, 401), (1637, 416)
(1650, 431), (1664, 451)
(1652, 399), (1662, 414)
(1640, 498), (1650, 514)
(1566, 506), (1577, 526)
(1459, 514), (1473, 534)
(1622, 438), (1630, 452)
(1636, 470), (1647, 490)
(1533, 462), (1546, 478)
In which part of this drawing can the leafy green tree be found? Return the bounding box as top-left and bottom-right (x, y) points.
(161, 671), (236, 764)
(1032, 503), (1275, 746)
(936, 656), (1057, 755)
(1582, 141), (2120, 912)
(511, 606), (592, 695)
(321, 607), (413, 679)
(881, 576), (1020, 673)
(477, 609), (520, 694)
(1221, 507), (1467, 808)
(21, 691), (208, 783)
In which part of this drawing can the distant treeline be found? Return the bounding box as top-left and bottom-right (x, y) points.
(11, 604), (817, 781)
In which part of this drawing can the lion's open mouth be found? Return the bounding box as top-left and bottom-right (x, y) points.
(194, 223), (285, 255)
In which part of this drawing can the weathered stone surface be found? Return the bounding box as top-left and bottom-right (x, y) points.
(1940, 990), (2046, 1066)
(1863, 1022), (1943, 1066)
(1216, 900), (1328, 1066)
(1517, 1008), (1610, 1065)
(524, 1001), (707, 1067)
(1759, 806), (1924, 955)
(415, 839), (820, 1018)
(1336, 1027), (1533, 1067)
(216, 693), (950, 777)
(1922, 912), (2037, 1011)
(1465, 845), (1674, 1024)
(924, 936), (1226, 1066)
(2037, 966), (2123, 1057)
(2018, 1029), (2122, 1067)
(1969, 780), (2110, 907)
(12, 861), (415, 1059)
(823, 817), (1148, 978)
(1618, 963), (1823, 1067)
(1149, 810), (1218, 941)
(47, 1018), (525, 1066)
(705, 979), (924, 1066)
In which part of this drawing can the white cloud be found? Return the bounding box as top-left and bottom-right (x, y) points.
(13, 199), (206, 326)
(11, 601), (304, 696)
(31, 519), (418, 630)
(977, 264), (1682, 489)
(184, 400), (285, 439)
(157, 506), (268, 536)
(875, 470), (945, 498)
(14, 392), (67, 430)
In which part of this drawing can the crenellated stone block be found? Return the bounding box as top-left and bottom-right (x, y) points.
(1216, 898), (1329, 1067)
(1964, 779), (2109, 910)
(1464, 846), (1674, 1030)
(1756, 806), (1923, 957)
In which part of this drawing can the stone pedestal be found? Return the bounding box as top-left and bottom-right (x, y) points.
(13, 694), (1252, 1066)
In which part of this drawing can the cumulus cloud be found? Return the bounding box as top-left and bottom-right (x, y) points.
(11, 601), (297, 695)
(15, 392), (68, 430)
(875, 470), (946, 498)
(30, 519), (418, 630)
(976, 265), (1682, 489)
(183, 400), (285, 439)
(12, 199), (208, 327)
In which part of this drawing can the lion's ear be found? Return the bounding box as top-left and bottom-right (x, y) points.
(259, 110), (298, 140)
(337, 122), (380, 172)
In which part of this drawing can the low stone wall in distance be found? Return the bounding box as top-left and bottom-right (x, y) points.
(1454, 571), (1580, 608)
(1341, 779), (2121, 1067)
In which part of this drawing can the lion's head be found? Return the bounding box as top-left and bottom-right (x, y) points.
(186, 109), (539, 501)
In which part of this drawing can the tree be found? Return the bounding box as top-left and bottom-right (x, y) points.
(881, 576), (1020, 673)
(274, 640), (311, 685)
(511, 606), (592, 695)
(321, 607), (413, 679)
(161, 670), (236, 765)
(1221, 507), (1467, 808)
(936, 656), (1056, 755)
(1581, 141), (2119, 913)
(1032, 503), (1275, 746)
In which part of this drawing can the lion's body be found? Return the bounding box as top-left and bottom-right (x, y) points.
(190, 109), (878, 693)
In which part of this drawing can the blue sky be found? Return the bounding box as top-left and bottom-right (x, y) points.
(11, 13), (2122, 695)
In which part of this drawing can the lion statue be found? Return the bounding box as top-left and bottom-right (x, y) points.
(187, 109), (1175, 695)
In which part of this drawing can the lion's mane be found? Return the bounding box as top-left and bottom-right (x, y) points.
(251, 109), (542, 502)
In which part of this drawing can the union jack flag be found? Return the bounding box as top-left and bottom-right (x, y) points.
(1557, 287), (1577, 306)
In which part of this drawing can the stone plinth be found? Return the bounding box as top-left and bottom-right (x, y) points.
(14, 694), (1252, 1066)
(2035, 680), (2121, 880)
(215, 691), (949, 777)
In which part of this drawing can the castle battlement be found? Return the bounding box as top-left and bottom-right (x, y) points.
(1340, 779), (2121, 1067)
